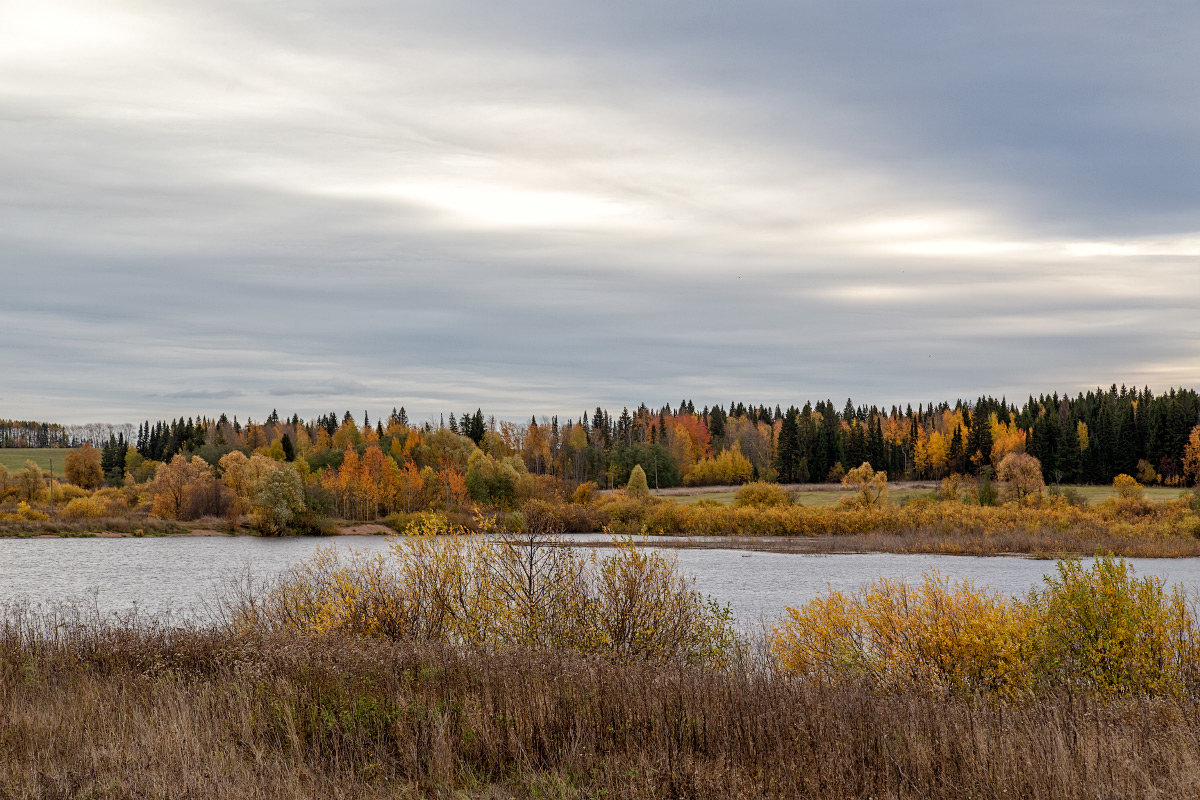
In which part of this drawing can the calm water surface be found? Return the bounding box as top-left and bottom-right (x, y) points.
(5, 535), (1200, 626)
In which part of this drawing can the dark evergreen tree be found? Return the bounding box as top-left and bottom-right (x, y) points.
(1056, 416), (1080, 483)
(472, 409), (486, 443)
(868, 415), (887, 472)
(969, 416), (993, 471)
(948, 426), (964, 474)
(708, 405), (726, 442)
(774, 408), (801, 483)
(846, 420), (868, 468)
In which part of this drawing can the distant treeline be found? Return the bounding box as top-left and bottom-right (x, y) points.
(0, 420), (69, 448)
(8, 385), (1200, 487)
(0, 420), (135, 449)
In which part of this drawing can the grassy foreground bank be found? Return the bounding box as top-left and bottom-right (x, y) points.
(10, 544), (1200, 798)
(4, 621), (1200, 799)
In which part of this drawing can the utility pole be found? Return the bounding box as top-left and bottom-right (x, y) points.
(48, 458), (54, 516)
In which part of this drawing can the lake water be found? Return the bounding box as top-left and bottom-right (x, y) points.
(5, 535), (1200, 627)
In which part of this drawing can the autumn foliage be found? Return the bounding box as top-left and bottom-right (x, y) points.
(63, 444), (103, 490)
(771, 572), (1031, 697)
(236, 516), (739, 667)
(771, 555), (1200, 699)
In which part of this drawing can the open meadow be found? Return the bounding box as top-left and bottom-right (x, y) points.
(0, 447), (71, 472)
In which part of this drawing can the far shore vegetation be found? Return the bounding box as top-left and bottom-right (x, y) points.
(3, 384), (1200, 555)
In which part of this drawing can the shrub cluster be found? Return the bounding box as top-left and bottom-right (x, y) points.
(732, 480), (793, 507)
(771, 555), (1200, 698)
(234, 516), (741, 668)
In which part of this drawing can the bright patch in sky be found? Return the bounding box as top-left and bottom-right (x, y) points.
(359, 181), (636, 229)
(0, 2), (140, 59)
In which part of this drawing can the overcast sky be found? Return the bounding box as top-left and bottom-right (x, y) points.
(2, 1), (1198, 425)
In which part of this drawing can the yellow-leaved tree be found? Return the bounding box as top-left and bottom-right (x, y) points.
(684, 444), (753, 486)
(1184, 424), (1200, 486)
(996, 452), (1044, 502)
(841, 462), (888, 507)
(219, 451), (304, 531)
(626, 464), (650, 499)
(14, 460), (46, 503)
(1112, 473), (1144, 500)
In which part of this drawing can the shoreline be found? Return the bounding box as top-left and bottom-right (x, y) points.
(2, 522), (402, 540)
(4, 525), (1200, 558)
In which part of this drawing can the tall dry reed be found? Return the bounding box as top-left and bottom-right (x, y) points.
(5, 608), (1200, 799)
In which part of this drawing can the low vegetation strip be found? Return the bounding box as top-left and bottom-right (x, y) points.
(253, 536), (1200, 702)
(8, 538), (1200, 796)
(474, 482), (1200, 556)
(5, 587), (1200, 796)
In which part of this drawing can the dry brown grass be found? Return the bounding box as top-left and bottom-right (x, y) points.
(5, 606), (1200, 799)
(660, 527), (1200, 558)
(0, 516), (187, 537)
(585, 492), (1200, 557)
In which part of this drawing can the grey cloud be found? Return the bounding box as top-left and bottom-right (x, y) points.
(1, 1), (1198, 424)
(152, 389), (247, 401)
(269, 380), (371, 397)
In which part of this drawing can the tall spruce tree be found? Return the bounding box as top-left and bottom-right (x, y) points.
(775, 409), (801, 483)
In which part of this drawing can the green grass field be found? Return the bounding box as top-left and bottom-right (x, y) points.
(660, 483), (1190, 507)
(1061, 484), (1185, 504)
(0, 448), (73, 473)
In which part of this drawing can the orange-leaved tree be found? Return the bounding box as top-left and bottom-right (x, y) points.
(150, 455), (215, 519)
(996, 452), (1044, 502)
(64, 444), (104, 490)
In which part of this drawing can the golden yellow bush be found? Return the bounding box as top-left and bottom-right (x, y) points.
(684, 446), (754, 486)
(841, 463), (888, 507)
(1113, 474), (1144, 500)
(62, 496), (108, 519)
(733, 481), (792, 508)
(771, 573), (1032, 697)
(771, 556), (1200, 699)
(241, 528), (740, 667)
(15, 501), (48, 521)
(1028, 556), (1196, 697)
(571, 481), (597, 504)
